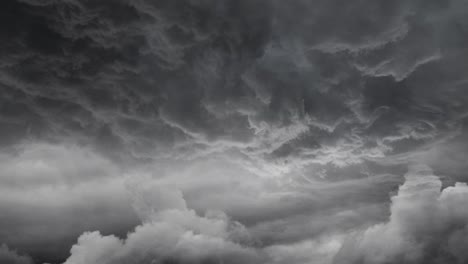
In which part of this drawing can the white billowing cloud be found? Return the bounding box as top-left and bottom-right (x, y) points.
(264, 235), (343, 264)
(63, 180), (263, 264)
(25, 153), (467, 264)
(7, 141), (468, 264)
(334, 164), (468, 264)
(0, 143), (397, 263)
(58, 161), (400, 264)
(63, 212), (261, 264)
(0, 244), (33, 264)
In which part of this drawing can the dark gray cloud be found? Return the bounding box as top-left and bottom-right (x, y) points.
(0, 0), (273, 162)
(1, 0), (468, 263)
(1, 0), (467, 176)
(1, 0), (466, 169)
(334, 165), (468, 264)
(0, 244), (33, 264)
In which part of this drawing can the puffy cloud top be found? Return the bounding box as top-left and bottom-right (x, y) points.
(335, 165), (468, 264)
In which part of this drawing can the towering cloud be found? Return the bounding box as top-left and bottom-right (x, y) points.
(63, 177), (262, 264)
(335, 165), (468, 264)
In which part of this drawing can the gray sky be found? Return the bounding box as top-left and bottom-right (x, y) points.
(1, 0), (468, 263)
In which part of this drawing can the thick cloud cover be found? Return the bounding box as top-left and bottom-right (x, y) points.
(1, 0), (467, 172)
(1, 0), (468, 263)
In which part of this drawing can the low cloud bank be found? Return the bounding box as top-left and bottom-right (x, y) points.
(61, 165), (468, 264)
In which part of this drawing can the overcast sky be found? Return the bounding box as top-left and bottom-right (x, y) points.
(1, 0), (468, 264)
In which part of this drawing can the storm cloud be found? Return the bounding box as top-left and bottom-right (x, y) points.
(1, 0), (468, 263)
(334, 165), (468, 264)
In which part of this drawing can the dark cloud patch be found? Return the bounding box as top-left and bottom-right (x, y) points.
(271, 0), (410, 52)
(0, 244), (33, 264)
(1, 0), (467, 173)
(362, 76), (411, 111)
(0, 0), (273, 162)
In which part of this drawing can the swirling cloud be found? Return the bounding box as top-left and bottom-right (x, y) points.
(1, 0), (468, 263)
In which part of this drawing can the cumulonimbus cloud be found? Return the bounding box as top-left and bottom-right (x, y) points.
(334, 164), (468, 264)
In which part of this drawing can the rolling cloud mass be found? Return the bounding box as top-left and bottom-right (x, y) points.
(1, 0), (468, 263)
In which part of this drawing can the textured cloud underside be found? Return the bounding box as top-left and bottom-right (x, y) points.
(1, 0), (468, 263)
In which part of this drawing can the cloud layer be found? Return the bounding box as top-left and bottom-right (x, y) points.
(335, 165), (468, 264)
(1, 0), (467, 173)
(61, 165), (468, 264)
(1, 0), (468, 263)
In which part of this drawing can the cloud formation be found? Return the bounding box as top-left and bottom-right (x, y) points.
(0, 244), (33, 264)
(63, 181), (262, 264)
(61, 164), (468, 264)
(335, 165), (468, 264)
(0, 143), (138, 263)
(1, 0), (468, 263)
(1, 0), (467, 174)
